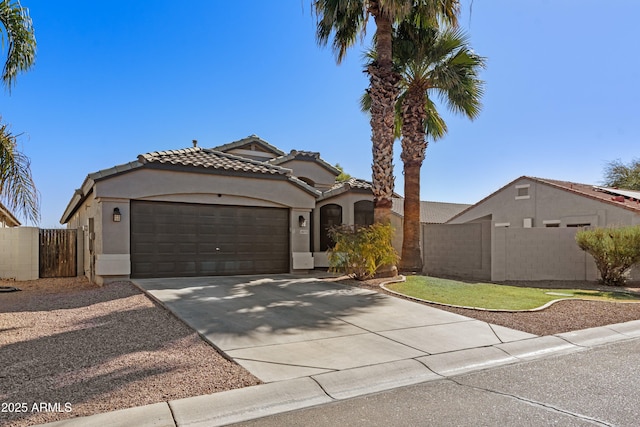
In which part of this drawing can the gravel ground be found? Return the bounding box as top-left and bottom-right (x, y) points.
(2, 276), (640, 426)
(0, 278), (260, 427)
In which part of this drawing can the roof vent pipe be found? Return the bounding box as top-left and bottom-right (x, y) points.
(192, 139), (198, 147)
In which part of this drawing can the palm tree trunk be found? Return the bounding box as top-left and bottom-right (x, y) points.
(400, 162), (423, 271)
(369, 1), (399, 225)
(399, 86), (427, 272)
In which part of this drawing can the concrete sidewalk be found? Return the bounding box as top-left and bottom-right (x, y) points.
(39, 275), (640, 426)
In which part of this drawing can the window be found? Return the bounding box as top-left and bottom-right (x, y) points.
(515, 184), (530, 200)
(354, 200), (374, 227)
(320, 204), (342, 251)
(567, 223), (591, 228)
(543, 220), (561, 228)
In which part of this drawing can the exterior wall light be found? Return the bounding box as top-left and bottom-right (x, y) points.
(298, 215), (307, 228)
(113, 207), (121, 222)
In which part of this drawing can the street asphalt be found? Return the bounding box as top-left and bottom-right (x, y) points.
(232, 336), (640, 427)
(37, 274), (640, 427)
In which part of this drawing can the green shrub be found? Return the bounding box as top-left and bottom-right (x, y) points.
(327, 223), (399, 280)
(575, 225), (640, 286)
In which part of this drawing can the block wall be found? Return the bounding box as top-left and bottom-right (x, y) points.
(0, 227), (39, 280)
(422, 222), (491, 280)
(492, 227), (599, 281)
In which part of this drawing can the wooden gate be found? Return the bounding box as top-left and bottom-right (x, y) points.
(39, 229), (77, 278)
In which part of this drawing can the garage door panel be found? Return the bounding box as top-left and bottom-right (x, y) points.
(178, 243), (197, 253)
(131, 201), (289, 278)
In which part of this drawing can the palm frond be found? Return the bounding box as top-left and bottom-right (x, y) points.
(0, 119), (39, 224)
(0, 0), (36, 91)
(411, 0), (460, 29)
(360, 90), (371, 113)
(423, 96), (447, 141)
(314, 0), (367, 64)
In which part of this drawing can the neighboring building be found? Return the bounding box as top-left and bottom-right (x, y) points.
(424, 176), (640, 282)
(0, 201), (20, 227)
(390, 198), (471, 252)
(391, 199), (471, 224)
(61, 136), (389, 283)
(448, 176), (640, 228)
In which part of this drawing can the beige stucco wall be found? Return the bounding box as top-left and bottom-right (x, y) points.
(450, 177), (639, 228)
(0, 227), (39, 280)
(96, 169), (316, 209)
(277, 159), (336, 189)
(441, 177), (640, 282)
(66, 192), (98, 281)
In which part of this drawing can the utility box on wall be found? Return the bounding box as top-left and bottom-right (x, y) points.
(292, 252), (314, 269)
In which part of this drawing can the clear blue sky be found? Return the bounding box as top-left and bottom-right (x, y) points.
(3, 1), (639, 227)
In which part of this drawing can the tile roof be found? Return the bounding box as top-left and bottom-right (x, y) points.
(391, 198), (472, 224)
(268, 150), (340, 175)
(212, 135), (285, 157)
(61, 144), (322, 224)
(319, 178), (373, 200)
(532, 177), (640, 213)
(138, 147), (291, 176)
(333, 178), (373, 190)
(88, 161), (142, 181)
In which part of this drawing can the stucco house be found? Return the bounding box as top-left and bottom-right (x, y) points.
(448, 176), (640, 228)
(0, 201), (20, 227)
(423, 176), (640, 281)
(61, 136), (396, 284)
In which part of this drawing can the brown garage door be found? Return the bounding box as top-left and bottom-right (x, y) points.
(130, 201), (289, 278)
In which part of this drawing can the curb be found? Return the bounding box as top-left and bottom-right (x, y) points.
(38, 402), (174, 427)
(169, 377), (331, 427)
(312, 359), (439, 400)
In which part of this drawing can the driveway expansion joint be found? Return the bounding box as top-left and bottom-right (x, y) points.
(234, 357), (341, 373)
(166, 401), (178, 427)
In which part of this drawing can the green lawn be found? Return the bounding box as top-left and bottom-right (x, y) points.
(386, 276), (640, 311)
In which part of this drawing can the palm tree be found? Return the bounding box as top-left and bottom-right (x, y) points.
(313, 0), (459, 224)
(0, 0), (38, 224)
(0, 0), (36, 91)
(395, 22), (485, 271)
(0, 120), (38, 224)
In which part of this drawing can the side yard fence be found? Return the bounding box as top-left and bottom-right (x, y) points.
(420, 222), (627, 282)
(0, 227), (82, 281)
(39, 229), (77, 278)
(422, 222), (491, 280)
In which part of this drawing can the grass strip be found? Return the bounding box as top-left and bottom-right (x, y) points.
(386, 276), (640, 311)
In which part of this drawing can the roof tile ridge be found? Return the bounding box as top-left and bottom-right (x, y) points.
(203, 148), (292, 175)
(140, 146), (202, 159)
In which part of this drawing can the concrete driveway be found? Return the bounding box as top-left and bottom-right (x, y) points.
(133, 274), (535, 384)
